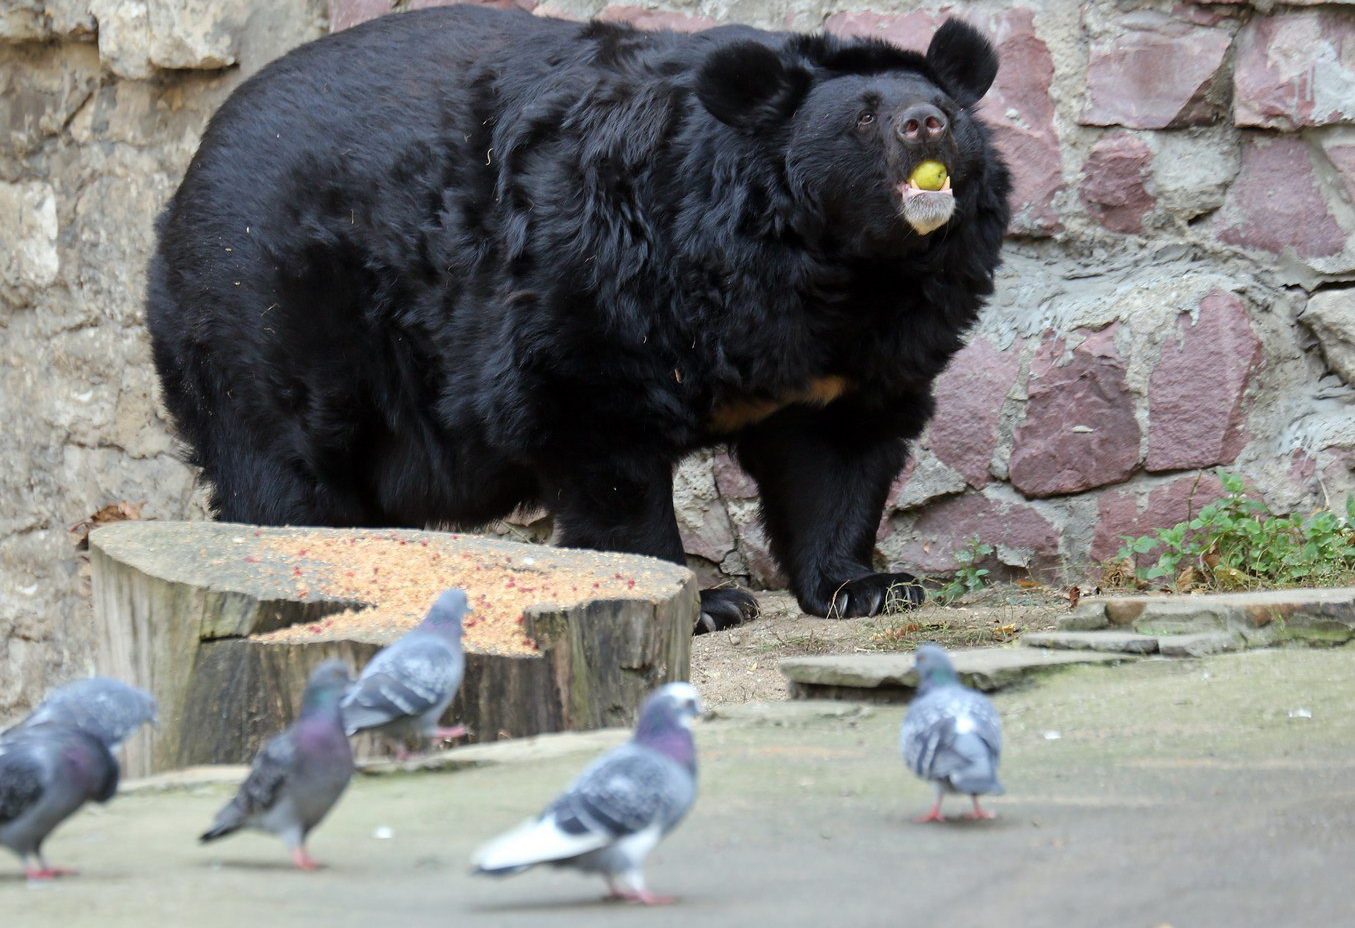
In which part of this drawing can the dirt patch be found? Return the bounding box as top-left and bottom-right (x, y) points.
(691, 586), (1065, 706)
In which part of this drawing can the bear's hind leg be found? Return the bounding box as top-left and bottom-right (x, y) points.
(544, 458), (758, 633)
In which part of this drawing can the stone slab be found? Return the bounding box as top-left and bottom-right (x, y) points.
(1156, 631), (1244, 658)
(1066, 588), (1355, 641)
(780, 647), (1134, 702)
(1023, 631), (1160, 654)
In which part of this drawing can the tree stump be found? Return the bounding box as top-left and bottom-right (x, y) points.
(89, 522), (696, 778)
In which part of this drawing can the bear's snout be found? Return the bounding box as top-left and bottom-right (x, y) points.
(894, 103), (947, 144)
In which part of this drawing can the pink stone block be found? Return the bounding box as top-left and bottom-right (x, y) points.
(598, 6), (717, 31)
(1213, 134), (1346, 260)
(712, 450), (758, 500)
(1081, 12), (1232, 129)
(927, 336), (1023, 487)
(329, 0), (392, 32)
(677, 505), (736, 564)
(1146, 291), (1261, 473)
(1079, 132), (1154, 234)
(1008, 327), (1142, 498)
(408, 0), (537, 9)
(894, 491), (1060, 574)
(1234, 10), (1355, 130)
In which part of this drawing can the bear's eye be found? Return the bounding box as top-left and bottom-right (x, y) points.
(856, 111), (876, 130)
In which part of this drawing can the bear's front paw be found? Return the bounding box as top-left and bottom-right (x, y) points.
(695, 587), (760, 634)
(825, 573), (925, 618)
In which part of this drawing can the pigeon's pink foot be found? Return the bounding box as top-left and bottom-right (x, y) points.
(963, 797), (997, 821)
(914, 804), (946, 824)
(25, 867), (77, 880)
(433, 725), (468, 741)
(617, 890), (675, 906)
(291, 849), (321, 871)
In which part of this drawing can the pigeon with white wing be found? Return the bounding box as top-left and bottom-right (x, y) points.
(472, 682), (702, 905)
(900, 644), (1004, 822)
(342, 589), (469, 757)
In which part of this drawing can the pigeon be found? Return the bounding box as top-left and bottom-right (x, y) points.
(342, 588), (469, 756)
(200, 660), (354, 870)
(472, 681), (702, 905)
(900, 644), (1004, 822)
(0, 723), (119, 879)
(5, 676), (158, 750)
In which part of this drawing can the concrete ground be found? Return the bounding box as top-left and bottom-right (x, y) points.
(9, 648), (1355, 928)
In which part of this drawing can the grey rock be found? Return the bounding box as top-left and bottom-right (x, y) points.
(148, 0), (247, 70)
(1302, 289), (1355, 385)
(1131, 616), (1228, 636)
(1156, 631), (1244, 658)
(89, 0), (155, 79)
(1022, 631), (1160, 655)
(0, 182), (58, 305)
(1057, 604), (1111, 631)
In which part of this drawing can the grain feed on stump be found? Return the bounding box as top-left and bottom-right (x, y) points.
(252, 532), (673, 656)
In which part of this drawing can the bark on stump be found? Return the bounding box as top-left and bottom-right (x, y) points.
(89, 522), (696, 778)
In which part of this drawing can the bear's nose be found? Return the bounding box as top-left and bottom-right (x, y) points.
(896, 104), (947, 143)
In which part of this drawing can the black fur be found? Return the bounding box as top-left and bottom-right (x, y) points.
(147, 6), (1011, 625)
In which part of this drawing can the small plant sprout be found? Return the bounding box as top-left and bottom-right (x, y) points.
(937, 537), (994, 605)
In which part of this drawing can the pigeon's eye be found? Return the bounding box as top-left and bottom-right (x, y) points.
(856, 111), (876, 130)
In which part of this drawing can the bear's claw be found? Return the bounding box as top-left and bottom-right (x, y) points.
(695, 588), (760, 634)
(827, 573), (925, 618)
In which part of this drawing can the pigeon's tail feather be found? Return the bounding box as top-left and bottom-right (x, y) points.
(951, 771), (1004, 796)
(947, 732), (1003, 796)
(470, 815), (610, 874)
(199, 821), (241, 843)
(200, 802), (245, 843)
(342, 704), (395, 737)
(470, 862), (534, 878)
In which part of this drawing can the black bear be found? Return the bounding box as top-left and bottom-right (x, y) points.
(147, 6), (1010, 632)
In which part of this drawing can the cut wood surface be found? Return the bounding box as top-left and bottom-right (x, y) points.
(90, 522), (696, 777)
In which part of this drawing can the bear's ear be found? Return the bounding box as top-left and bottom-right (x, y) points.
(696, 42), (812, 131)
(925, 19), (998, 107)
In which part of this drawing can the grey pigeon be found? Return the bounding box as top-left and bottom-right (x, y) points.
(200, 660), (354, 870)
(342, 588), (468, 755)
(6, 676), (157, 750)
(900, 644), (1004, 822)
(472, 682), (702, 905)
(0, 723), (119, 879)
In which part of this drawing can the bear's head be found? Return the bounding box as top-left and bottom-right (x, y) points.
(696, 19), (1004, 253)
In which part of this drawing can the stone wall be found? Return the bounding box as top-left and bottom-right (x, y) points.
(2, 0), (1353, 716)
